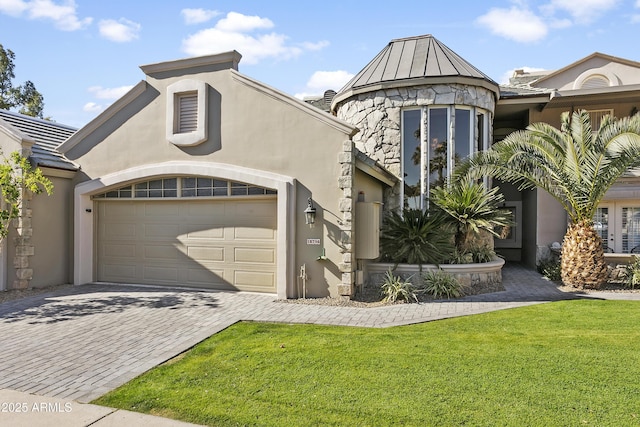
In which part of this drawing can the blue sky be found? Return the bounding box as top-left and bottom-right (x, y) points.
(2, 0), (640, 128)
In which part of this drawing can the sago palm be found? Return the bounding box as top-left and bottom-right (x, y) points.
(430, 181), (511, 253)
(455, 110), (640, 289)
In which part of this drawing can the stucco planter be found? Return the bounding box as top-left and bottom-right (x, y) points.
(367, 258), (505, 290)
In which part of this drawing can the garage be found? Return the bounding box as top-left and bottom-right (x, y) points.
(95, 179), (277, 293)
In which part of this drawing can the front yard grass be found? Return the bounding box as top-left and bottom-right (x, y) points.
(93, 299), (640, 426)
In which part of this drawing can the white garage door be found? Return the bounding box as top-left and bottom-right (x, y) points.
(96, 198), (277, 292)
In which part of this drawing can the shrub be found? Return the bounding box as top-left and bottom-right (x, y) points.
(622, 256), (640, 289)
(537, 259), (561, 281)
(449, 246), (497, 264)
(421, 269), (464, 299)
(380, 208), (455, 266)
(380, 269), (418, 303)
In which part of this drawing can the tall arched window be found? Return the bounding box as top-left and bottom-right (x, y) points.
(401, 106), (489, 209)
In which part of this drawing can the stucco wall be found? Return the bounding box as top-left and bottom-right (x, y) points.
(28, 174), (73, 287)
(64, 65), (356, 298)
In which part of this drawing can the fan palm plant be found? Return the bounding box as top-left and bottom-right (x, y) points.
(455, 110), (640, 289)
(430, 181), (511, 253)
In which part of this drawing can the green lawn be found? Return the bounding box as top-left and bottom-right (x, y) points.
(93, 300), (640, 426)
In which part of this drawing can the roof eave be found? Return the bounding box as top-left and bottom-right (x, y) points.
(332, 76), (500, 112)
(140, 51), (242, 76)
(0, 118), (36, 148)
(58, 81), (148, 154)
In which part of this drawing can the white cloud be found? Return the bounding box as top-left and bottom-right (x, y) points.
(181, 8), (220, 25)
(88, 85), (134, 99)
(294, 70), (354, 99)
(83, 102), (102, 113)
(541, 0), (620, 24)
(477, 6), (548, 43)
(0, 0), (91, 30)
(215, 11), (273, 32)
(301, 41), (330, 51)
(0, 0), (28, 16)
(99, 18), (141, 42)
(307, 70), (354, 92)
(182, 11), (327, 64)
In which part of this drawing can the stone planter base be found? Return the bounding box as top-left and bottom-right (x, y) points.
(367, 258), (505, 289)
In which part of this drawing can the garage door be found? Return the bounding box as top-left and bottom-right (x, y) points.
(96, 198), (277, 292)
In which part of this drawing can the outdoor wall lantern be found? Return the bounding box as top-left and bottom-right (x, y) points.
(304, 197), (316, 226)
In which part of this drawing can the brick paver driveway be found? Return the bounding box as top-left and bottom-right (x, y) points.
(0, 264), (596, 403)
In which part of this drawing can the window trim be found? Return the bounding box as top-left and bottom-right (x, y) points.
(166, 79), (208, 146)
(573, 68), (618, 90)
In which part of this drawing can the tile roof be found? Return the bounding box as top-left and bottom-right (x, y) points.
(338, 34), (499, 92)
(499, 84), (555, 99)
(0, 109), (78, 171)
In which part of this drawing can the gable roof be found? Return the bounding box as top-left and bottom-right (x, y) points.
(532, 52), (640, 88)
(0, 109), (78, 171)
(333, 34), (499, 107)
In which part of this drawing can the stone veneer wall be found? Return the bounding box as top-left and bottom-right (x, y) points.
(13, 146), (35, 289)
(337, 139), (355, 297)
(335, 84), (496, 212)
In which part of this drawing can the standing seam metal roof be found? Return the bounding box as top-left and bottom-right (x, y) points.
(339, 34), (499, 92)
(0, 109), (78, 171)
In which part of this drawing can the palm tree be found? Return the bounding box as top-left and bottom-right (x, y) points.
(455, 110), (640, 289)
(430, 181), (512, 254)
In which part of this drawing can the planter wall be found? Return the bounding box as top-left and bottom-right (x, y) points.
(367, 258), (505, 289)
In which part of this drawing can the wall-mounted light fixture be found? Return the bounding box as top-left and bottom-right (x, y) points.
(304, 197), (316, 226)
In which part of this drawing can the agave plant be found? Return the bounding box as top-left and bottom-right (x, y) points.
(380, 208), (454, 267)
(430, 180), (511, 254)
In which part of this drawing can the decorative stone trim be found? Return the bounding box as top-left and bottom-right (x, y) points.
(13, 189), (34, 289)
(338, 139), (355, 297)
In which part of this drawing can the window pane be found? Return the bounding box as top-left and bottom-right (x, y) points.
(164, 178), (177, 189)
(149, 180), (163, 190)
(477, 113), (486, 153)
(183, 177), (196, 189)
(182, 188), (195, 197)
(197, 188), (213, 197)
(248, 186), (265, 195)
(455, 109), (471, 166)
(622, 207), (640, 253)
(197, 178), (212, 188)
(120, 188), (132, 198)
(402, 110), (422, 210)
(429, 108), (448, 189)
(594, 208), (609, 252)
(163, 189), (177, 197)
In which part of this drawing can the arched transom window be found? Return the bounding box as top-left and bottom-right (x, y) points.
(92, 177), (276, 199)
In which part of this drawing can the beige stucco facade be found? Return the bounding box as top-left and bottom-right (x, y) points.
(58, 51), (366, 299)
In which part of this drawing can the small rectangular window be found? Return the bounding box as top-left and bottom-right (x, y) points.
(587, 109), (613, 132)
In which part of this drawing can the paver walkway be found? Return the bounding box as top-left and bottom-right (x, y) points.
(0, 263), (638, 405)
